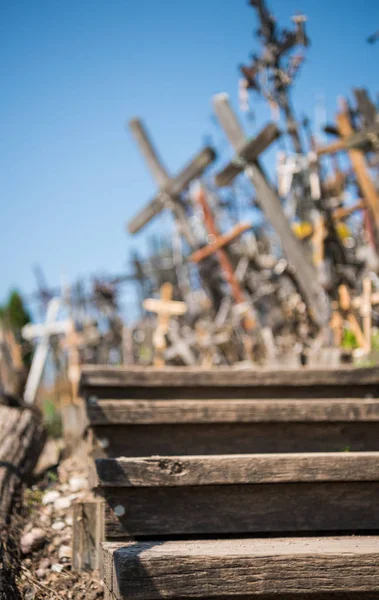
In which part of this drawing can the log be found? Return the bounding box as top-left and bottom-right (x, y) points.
(101, 536), (379, 600)
(0, 404), (46, 522)
(0, 401), (46, 599)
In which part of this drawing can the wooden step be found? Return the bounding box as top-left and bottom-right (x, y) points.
(87, 398), (379, 456)
(80, 365), (379, 399)
(95, 452), (379, 537)
(101, 536), (379, 599)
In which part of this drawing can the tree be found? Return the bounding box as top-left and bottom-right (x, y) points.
(0, 290), (31, 332)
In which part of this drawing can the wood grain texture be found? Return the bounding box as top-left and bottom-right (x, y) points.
(0, 405), (46, 521)
(86, 398), (379, 425)
(101, 536), (379, 599)
(72, 498), (104, 572)
(103, 481), (379, 537)
(80, 365), (379, 389)
(95, 452), (379, 487)
(90, 421), (379, 458)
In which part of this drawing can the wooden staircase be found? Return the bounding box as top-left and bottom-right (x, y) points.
(78, 366), (379, 599)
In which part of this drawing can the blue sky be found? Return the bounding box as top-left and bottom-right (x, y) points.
(1, 0), (378, 319)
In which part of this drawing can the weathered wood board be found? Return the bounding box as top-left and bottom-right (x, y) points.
(96, 453), (379, 537)
(87, 398), (379, 425)
(72, 497), (104, 572)
(80, 365), (379, 399)
(87, 397), (379, 456)
(0, 404), (46, 521)
(101, 536), (379, 600)
(90, 421), (379, 457)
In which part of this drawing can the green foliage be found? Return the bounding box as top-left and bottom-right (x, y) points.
(0, 289), (31, 332)
(371, 331), (379, 352)
(41, 397), (62, 439)
(341, 328), (359, 350)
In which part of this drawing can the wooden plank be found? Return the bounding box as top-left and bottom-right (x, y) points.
(80, 364), (379, 389)
(95, 452), (379, 487)
(103, 481), (379, 537)
(86, 398), (379, 425)
(91, 422), (379, 457)
(72, 497), (104, 572)
(102, 536), (379, 599)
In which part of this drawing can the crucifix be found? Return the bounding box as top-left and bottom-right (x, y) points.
(189, 185), (256, 332)
(128, 118), (216, 248)
(213, 93), (328, 327)
(22, 297), (71, 405)
(143, 283), (187, 367)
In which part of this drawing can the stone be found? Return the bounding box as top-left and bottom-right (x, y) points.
(58, 544), (72, 561)
(68, 476), (87, 492)
(21, 528), (46, 554)
(42, 490), (60, 505)
(52, 520), (65, 531)
(54, 496), (71, 511)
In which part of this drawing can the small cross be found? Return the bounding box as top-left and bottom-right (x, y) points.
(189, 185), (255, 332)
(143, 283), (187, 367)
(22, 297), (71, 405)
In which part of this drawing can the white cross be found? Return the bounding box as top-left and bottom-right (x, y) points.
(22, 297), (71, 405)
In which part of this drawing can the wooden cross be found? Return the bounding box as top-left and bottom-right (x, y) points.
(22, 297), (71, 405)
(143, 283), (187, 367)
(189, 186), (255, 332)
(60, 322), (85, 401)
(212, 93), (328, 327)
(128, 118), (216, 248)
(336, 105), (379, 234)
(317, 102), (379, 233)
(317, 122), (379, 157)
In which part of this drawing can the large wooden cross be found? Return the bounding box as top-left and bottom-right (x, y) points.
(189, 186), (255, 332)
(22, 297), (71, 405)
(128, 118), (216, 248)
(212, 93), (328, 327)
(316, 100), (379, 236)
(143, 283), (187, 367)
